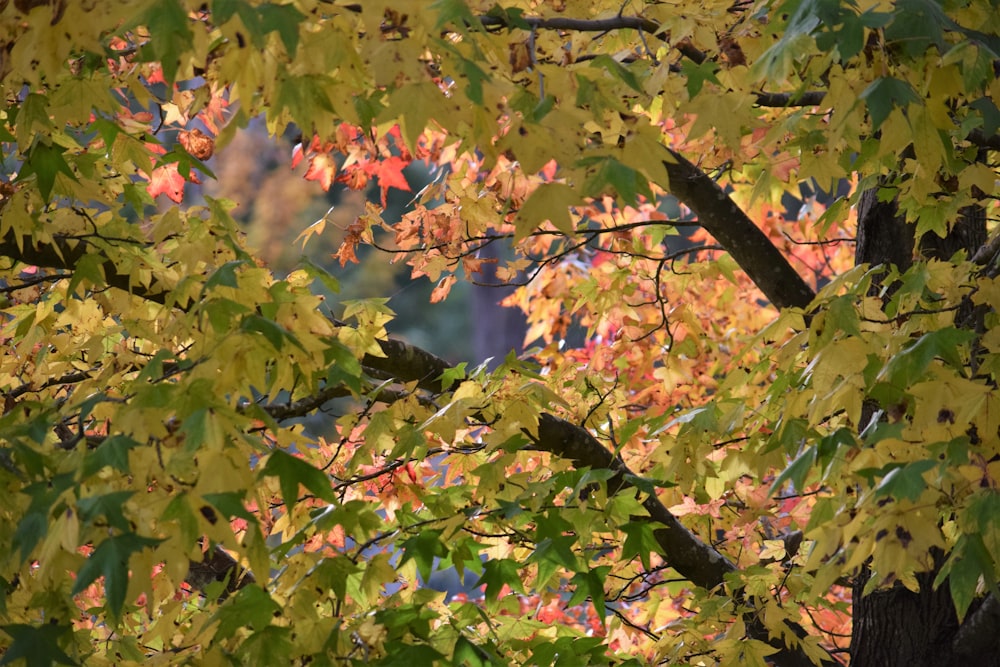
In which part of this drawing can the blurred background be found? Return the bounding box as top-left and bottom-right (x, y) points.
(203, 120), (527, 367)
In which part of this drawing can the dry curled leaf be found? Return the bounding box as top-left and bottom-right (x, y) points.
(179, 128), (215, 160)
(509, 40), (532, 74)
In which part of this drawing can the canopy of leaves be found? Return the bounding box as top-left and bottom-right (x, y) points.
(0, 1), (997, 666)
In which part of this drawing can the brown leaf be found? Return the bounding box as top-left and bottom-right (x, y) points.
(179, 128), (215, 161)
(719, 36), (746, 67)
(509, 40), (532, 74)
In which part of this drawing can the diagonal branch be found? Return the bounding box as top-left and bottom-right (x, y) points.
(662, 149), (817, 310)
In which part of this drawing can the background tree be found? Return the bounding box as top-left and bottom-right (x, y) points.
(0, 1), (997, 666)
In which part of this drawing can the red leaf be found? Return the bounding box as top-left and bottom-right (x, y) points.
(195, 95), (228, 135)
(304, 153), (337, 191)
(375, 156), (411, 193)
(369, 155), (412, 204)
(146, 163), (186, 203)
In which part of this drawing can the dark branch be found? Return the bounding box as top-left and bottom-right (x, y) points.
(478, 14), (662, 36)
(532, 413), (735, 588)
(952, 594), (1000, 659)
(753, 91), (828, 107)
(662, 149), (817, 310)
(1, 229), (172, 303)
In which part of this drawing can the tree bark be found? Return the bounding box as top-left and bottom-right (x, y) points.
(849, 190), (995, 666)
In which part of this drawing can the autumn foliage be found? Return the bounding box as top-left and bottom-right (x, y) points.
(0, 1), (998, 666)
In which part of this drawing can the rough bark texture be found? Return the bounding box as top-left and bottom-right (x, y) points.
(854, 185), (915, 273)
(850, 191), (996, 667)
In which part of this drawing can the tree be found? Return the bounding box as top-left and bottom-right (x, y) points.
(0, 0), (997, 665)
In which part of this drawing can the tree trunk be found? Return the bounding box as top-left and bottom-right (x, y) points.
(849, 190), (994, 666)
(471, 242), (527, 368)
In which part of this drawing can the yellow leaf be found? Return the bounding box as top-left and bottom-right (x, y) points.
(514, 183), (580, 240)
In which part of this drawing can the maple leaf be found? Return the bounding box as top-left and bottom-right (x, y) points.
(370, 155), (411, 204)
(430, 275), (456, 303)
(303, 153), (337, 191)
(178, 128), (214, 160)
(0, 624), (76, 667)
(146, 163), (186, 203)
(290, 142), (305, 169)
(196, 94), (229, 135)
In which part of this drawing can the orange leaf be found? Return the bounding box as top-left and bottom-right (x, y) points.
(430, 275), (456, 303)
(146, 164), (186, 203)
(373, 155), (411, 204)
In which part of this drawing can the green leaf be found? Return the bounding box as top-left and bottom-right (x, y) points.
(876, 327), (975, 391)
(439, 362), (468, 391)
(860, 77), (920, 130)
(326, 339), (363, 394)
(135, 0), (193, 85)
(514, 182), (579, 240)
(71, 532), (164, 618)
(770, 446), (817, 494)
(400, 530), (449, 582)
(530, 636), (606, 666)
(971, 97), (1000, 136)
(528, 514), (580, 585)
(567, 566), (610, 626)
(383, 643), (447, 664)
(204, 259), (248, 291)
(82, 435), (140, 478)
(260, 449), (335, 512)
(815, 11), (868, 61)
(218, 0), (265, 47)
(259, 3), (305, 54)
(0, 624), (77, 667)
(484, 4), (530, 30)
(202, 491), (259, 524)
(452, 51), (491, 105)
(14, 473), (76, 563)
(874, 459), (935, 502)
(680, 59), (721, 98)
(937, 531), (1000, 621)
(431, 0), (481, 32)
(13, 93), (53, 145)
(621, 521), (661, 571)
(213, 585), (281, 639)
(474, 559), (524, 605)
(241, 314), (300, 351)
(452, 635), (495, 667)
(311, 556), (360, 602)
(580, 155), (654, 205)
(162, 494), (200, 545)
(590, 55), (643, 92)
(76, 491), (135, 532)
(298, 255), (341, 294)
(884, 0), (947, 56)
(12, 513), (48, 566)
(18, 141), (76, 201)
(66, 253), (107, 294)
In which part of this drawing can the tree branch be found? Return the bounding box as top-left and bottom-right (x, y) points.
(532, 414), (735, 588)
(753, 91), (828, 107)
(1, 229), (172, 303)
(952, 594), (1000, 660)
(478, 14), (662, 36)
(662, 149), (817, 310)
